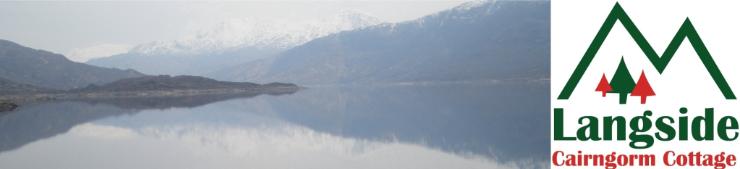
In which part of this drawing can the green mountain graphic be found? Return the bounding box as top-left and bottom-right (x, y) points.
(557, 2), (736, 100)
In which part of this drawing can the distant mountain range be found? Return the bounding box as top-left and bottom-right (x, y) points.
(213, 0), (550, 84)
(0, 39), (298, 103)
(1, 0), (549, 91)
(86, 0), (550, 85)
(87, 10), (383, 76)
(0, 40), (144, 90)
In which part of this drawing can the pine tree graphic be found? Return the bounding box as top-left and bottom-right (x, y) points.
(631, 70), (655, 104)
(609, 58), (636, 104)
(595, 73), (612, 97)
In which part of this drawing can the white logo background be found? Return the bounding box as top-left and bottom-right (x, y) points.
(552, 0), (740, 168)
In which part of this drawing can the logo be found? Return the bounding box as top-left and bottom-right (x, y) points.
(556, 2), (736, 104)
(551, 1), (740, 168)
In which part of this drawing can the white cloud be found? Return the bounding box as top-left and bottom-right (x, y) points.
(65, 43), (132, 62)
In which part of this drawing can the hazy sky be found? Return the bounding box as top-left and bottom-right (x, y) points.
(0, 1), (469, 62)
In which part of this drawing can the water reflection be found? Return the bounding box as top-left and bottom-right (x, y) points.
(0, 91), (296, 153)
(0, 83), (548, 169)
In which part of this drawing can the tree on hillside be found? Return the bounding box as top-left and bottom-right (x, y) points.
(631, 71), (655, 104)
(609, 58), (636, 104)
(595, 73), (612, 97)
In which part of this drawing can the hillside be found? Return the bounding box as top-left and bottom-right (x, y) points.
(0, 40), (144, 90)
(212, 0), (549, 84)
(0, 77), (52, 95)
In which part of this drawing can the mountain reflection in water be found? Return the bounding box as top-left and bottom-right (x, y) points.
(0, 83), (548, 169)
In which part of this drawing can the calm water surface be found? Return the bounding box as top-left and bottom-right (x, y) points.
(0, 83), (548, 169)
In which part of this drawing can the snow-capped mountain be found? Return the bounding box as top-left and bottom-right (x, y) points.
(88, 10), (382, 76)
(212, 0), (549, 84)
(128, 10), (382, 56)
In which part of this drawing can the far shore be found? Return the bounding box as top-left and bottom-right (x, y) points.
(0, 86), (300, 111)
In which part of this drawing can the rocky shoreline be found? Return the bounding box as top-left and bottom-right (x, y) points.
(0, 102), (17, 112)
